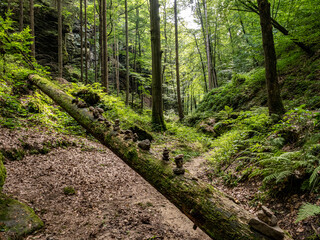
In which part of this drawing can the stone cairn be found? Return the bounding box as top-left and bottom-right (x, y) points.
(111, 119), (120, 136)
(162, 148), (170, 162)
(124, 130), (133, 141)
(132, 133), (139, 142)
(173, 154), (185, 175)
(249, 205), (284, 240)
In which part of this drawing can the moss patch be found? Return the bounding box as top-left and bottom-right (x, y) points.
(0, 153), (6, 190)
(0, 194), (44, 238)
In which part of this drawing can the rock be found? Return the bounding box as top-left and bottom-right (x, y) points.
(96, 107), (104, 114)
(249, 217), (284, 240)
(257, 210), (278, 226)
(138, 139), (151, 151)
(132, 133), (139, 142)
(129, 126), (153, 141)
(262, 206), (274, 217)
(0, 195), (44, 238)
(0, 153), (6, 190)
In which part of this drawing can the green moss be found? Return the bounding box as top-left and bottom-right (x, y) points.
(63, 186), (76, 195)
(0, 194), (44, 237)
(0, 153), (6, 191)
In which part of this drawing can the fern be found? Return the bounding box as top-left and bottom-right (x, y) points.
(296, 203), (320, 222)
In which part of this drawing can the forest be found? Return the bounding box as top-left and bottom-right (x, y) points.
(0, 0), (320, 239)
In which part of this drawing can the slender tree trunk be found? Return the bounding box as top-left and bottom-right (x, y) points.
(257, 0), (285, 116)
(102, 0), (108, 92)
(174, 0), (184, 120)
(19, 0), (24, 32)
(116, 40), (120, 96)
(192, 32), (207, 92)
(94, 0), (97, 82)
(161, 1), (168, 85)
(202, 0), (213, 90)
(30, 0), (35, 58)
(125, 0), (129, 105)
(57, 0), (63, 77)
(7, 0), (10, 11)
(80, 0), (83, 82)
(84, 0), (88, 84)
(150, 0), (166, 131)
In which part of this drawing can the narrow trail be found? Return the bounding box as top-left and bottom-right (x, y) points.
(1, 128), (210, 240)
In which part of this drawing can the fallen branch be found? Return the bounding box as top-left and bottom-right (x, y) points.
(29, 74), (289, 240)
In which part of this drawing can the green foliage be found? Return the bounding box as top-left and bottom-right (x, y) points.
(296, 203), (320, 222)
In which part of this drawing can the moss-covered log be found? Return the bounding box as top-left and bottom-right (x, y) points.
(29, 74), (289, 240)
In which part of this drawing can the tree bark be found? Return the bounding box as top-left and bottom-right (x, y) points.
(257, 0), (285, 116)
(174, 0), (184, 121)
(102, 0), (108, 92)
(84, 0), (88, 84)
(80, 0), (84, 82)
(125, 0), (129, 105)
(19, 0), (24, 32)
(57, 0), (63, 78)
(94, 0), (97, 82)
(30, 0), (35, 58)
(150, 0), (166, 131)
(28, 73), (289, 240)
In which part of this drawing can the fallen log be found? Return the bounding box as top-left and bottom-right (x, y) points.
(29, 74), (289, 240)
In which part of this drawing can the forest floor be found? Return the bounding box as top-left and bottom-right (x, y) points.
(1, 126), (319, 240)
(1, 127), (210, 240)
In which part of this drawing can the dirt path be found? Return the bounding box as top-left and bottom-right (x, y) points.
(1, 128), (210, 240)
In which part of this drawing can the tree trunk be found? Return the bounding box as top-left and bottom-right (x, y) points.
(57, 0), (63, 78)
(94, 0), (97, 82)
(29, 74), (289, 240)
(257, 0), (285, 116)
(30, 0), (35, 58)
(192, 32), (207, 93)
(84, 0), (88, 84)
(150, 0), (166, 131)
(125, 0), (129, 105)
(80, 0), (83, 82)
(19, 0), (24, 32)
(202, 0), (213, 90)
(174, 0), (184, 121)
(102, 0), (108, 92)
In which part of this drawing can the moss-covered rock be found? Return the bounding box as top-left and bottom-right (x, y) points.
(0, 153), (6, 191)
(0, 194), (44, 239)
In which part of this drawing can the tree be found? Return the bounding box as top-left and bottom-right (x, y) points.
(57, 0), (63, 77)
(150, 0), (166, 131)
(19, 0), (24, 32)
(80, 0), (83, 81)
(125, 0), (129, 105)
(257, 0), (285, 116)
(101, 0), (108, 92)
(30, 0), (35, 58)
(84, 0), (88, 83)
(174, 0), (184, 120)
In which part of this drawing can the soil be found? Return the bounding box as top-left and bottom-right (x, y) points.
(1, 127), (210, 240)
(1, 126), (319, 240)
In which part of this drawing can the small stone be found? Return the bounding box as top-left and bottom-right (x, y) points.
(297, 227), (304, 233)
(97, 116), (105, 122)
(77, 101), (87, 108)
(89, 106), (94, 112)
(138, 139), (151, 151)
(104, 120), (111, 128)
(72, 98), (79, 105)
(249, 217), (284, 240)
(173, 167), (185, 175)
(96, 107), (104, 114)
(132, 133), (138, 142)
(262, 206), (274, 217)
(93, 109), (100, 119)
